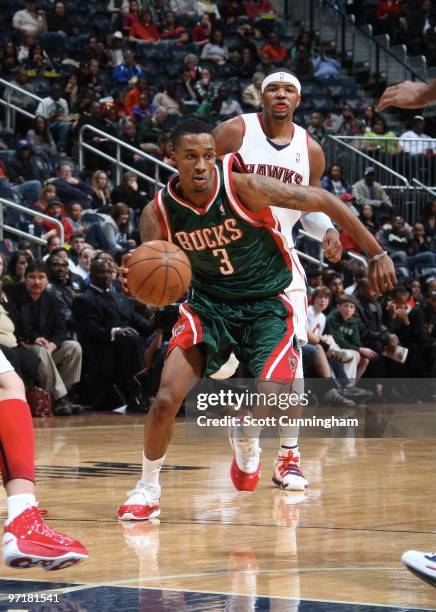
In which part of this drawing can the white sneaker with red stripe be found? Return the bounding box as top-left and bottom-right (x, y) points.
(229, 423), (261, 492)
(117, 481), (161, 521)
(3, 506), (88, 571)
(401, 550), (436, 587)
(272, 447), (308, 491)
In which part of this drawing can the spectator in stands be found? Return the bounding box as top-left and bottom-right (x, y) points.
(12, 0), (47, 36)
(107, 31), (127, 67)
(72, 258), (153, 411)
(84, 35), (109, 66)
(354, 278), (398, 355)
(51, 161), (93, 209)
(408, 278), (424, 309)
(8, 70), (36, 115)
(201, 30), (229, 65)
(131, 92), (159, 123)
(245, 0), (276, 20)
(375, 0), (401, 39)
(233, 47), (258, 80)
(46, 253), (82, 338)
(406, 0), (434, 55)
(41, 198), (74, 243)
(109, 203), (136, 251)
(5, 261), (83, 415)
(42, 236), (62, 260)
(6, 141), (42, 201)
(359, 203), (379, 235)
(424, 12), (436, 66)
(324, 103), (361, 136)
(326, 273), (345, 313)
(325, 295), (375, 379)
(365, 117), (399, 154)
(35, 84), (72, 154)
(194, 68), (220, 109)
(168, 0), (198, 20)
(112, 50), (145, 85)
(312, 47), (356, 94)
(119, 120), (147, 172)
(32, 183), (58, 217)
(1, 42), (19, 75)
(260, 31), (288, 64)
(122, 0), (141, 35)
(399, 115), (436, 155)
(192, 13), (212, 46)
(68, 233), (86, 267)
(111, 171), (146, 211)
(129, 9), (161, 43)
(306, 111), (326, 145)
(423, 290), (436, 339)
(178, 69), (199, 110)
(288, 45), (314, 81)
(241, 72), (263, 111)
(125, 77), (149, 115)
(160, 10), (189, 44)
(213, 85), (243, 122)
(108, 0), (130, 23)
(73, 246), (94, 282)
(352, 166), (393, 216)
(79, 60), (107, 98)
(26, 116), (57, 161)
(222, 0), (246, 23)
(152, 80), (184, 115)
(64, 74), (79, 111)
(46, 1), (74, 36)
(321, 164), (351, 197)
(379, 214), (435, 278)
(421, 199), (435, 241)
(91, 170), (112, 210)
(1, 251), (33, 287)
(360, 104), (376, 133)
(408, 221), (436, 262)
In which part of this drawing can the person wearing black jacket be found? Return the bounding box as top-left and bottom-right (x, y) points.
(46, 253), (83, 339)
(51, 161), (93, 209)
(4, 261), (83, 415)
(72, 258), (153, 411)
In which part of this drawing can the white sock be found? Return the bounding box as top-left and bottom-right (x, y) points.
(6, 493), (36, 523)
(141, 453), (165, 487)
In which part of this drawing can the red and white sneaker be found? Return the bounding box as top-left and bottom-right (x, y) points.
(272, 448), (308, 491)
(3, 506), (88, 571)
(401, 550), (436, 587)
(117, 481), (161, 521)
(229, 422), (261, 492)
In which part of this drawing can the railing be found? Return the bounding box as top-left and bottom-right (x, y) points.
(325, 136), (434, 222)
(78, 124), (177, 189)
(0, 79), (42, 131)
(0, 197), (64, 245)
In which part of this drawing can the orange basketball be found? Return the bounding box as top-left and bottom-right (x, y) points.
(126, 240), (192, 306)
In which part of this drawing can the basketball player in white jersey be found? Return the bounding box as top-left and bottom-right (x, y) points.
(377, 78), (436, 588)
(213, 68), (343, 491)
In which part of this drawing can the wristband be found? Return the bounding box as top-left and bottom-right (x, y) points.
(368, 250), (387, 264)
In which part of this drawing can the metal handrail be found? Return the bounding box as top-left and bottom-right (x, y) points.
(299, 229), (368, 268)
(78, 124), (177, 187)
(412, 178), (436, 198)
(327, 136), (410, 187)
(296, 249), (328, 268)
(0, 78), (43, 130)
(0, 197), (64, 245)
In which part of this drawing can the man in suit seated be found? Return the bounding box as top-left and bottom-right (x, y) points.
(4, 261), (83, 416)
(72, 258), (153, 411)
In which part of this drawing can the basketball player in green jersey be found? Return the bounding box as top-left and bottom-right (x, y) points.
(377, 78), (436, 588)
(117, 118), (396, 521)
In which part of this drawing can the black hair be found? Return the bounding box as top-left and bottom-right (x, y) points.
(25, 260), (48, 276)
(172, 118), (213, 148)
(50, 247), (69, 257)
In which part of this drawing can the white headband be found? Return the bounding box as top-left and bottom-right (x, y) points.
(261, 72), (301, 94)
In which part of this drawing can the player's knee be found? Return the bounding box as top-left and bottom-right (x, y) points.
(151, 388), (182, 422)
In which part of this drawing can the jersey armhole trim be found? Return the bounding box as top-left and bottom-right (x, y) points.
(238, 115), (246, 141)
(154, 190), (171, 242)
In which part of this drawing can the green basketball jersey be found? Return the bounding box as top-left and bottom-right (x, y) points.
(154, 153), (293, 301)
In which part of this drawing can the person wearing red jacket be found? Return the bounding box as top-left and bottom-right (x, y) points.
(41, 198), (74, 243)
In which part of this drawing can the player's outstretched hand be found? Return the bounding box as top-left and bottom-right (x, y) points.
(323, 228), (342, 262)
(119, 252), (132, 294)
(368, 254), (397, 295)
(376, 81), (428, 111)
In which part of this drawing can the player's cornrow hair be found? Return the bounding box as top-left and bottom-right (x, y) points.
(172, 118), (213, 148)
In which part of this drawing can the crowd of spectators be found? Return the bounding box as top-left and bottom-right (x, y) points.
(0, 0), (434, 414)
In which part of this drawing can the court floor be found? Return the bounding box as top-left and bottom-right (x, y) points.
(0, 411), (435, 611)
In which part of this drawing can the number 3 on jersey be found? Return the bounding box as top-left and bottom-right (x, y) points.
(213, 248), (234, 275)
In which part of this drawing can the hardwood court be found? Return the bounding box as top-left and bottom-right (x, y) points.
(0, 411), (435, 611)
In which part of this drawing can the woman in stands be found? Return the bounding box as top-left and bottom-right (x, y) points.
(26, 116), (57, 160)
(91, 170), (112, 210)
(1, 251), (33, 287)
(359, 204), (380, 235)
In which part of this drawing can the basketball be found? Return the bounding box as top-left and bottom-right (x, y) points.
(126, 240), (192, 306)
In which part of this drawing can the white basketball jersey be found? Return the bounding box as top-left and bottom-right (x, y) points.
(237, 113), (310, 293)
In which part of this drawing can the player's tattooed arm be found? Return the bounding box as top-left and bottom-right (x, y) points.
(140, 200), (163, 243)
(233, 172), (397, 294)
